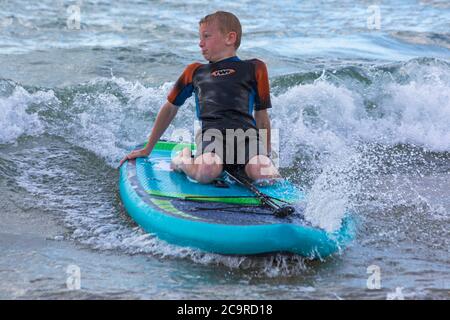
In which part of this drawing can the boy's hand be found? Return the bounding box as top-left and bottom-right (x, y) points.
(118, 148), (150, 168)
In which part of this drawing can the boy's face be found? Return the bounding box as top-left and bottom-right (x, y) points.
(199, 21), (235, 62)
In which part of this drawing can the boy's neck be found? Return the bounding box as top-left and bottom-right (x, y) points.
(209, 52), (238, 63)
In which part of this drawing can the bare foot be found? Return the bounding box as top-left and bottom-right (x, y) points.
(253, 177), (283, 187)
(170, 147), (192, 172)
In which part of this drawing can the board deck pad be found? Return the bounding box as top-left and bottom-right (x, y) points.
(134, 144), (306, 225)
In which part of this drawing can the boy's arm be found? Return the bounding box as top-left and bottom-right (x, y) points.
(119, 63), (201, 167)
(119, 101), (178, 167)
(143, 101), (179, 153)
(254, 109), (272, 155)
(252, 59), (273, 156)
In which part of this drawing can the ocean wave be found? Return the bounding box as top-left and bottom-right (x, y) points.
(272, 58), (450, 155)
(0, 82), (51, 144)
(2, 57), (448, 263)
(391, 31), (450, 50)
(1, 58), (449, 155)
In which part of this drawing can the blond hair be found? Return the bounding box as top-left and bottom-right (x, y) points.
(199, 11), (242, 49)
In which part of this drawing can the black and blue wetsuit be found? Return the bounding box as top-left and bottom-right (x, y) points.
(167, 56), (272, 168)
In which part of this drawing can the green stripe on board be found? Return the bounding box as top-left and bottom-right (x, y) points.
(150, 198), (202, 220)
(143, 140), (196, 152)
(146, 189), (262, 205)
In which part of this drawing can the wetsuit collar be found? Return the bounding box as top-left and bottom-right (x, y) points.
(209, 56), (241, 64)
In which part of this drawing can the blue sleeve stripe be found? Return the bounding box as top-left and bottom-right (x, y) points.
(173, 83), (194, 106)
(194, 91), (200, 119)
(248, 88), (256, 125)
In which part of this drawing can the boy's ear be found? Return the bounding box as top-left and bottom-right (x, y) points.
(226, 31), (237, 46)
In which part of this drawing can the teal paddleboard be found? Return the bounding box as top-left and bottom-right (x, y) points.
(119, 140), (354, 258)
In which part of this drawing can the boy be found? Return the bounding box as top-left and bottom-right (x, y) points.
(119, 11), (279, 184)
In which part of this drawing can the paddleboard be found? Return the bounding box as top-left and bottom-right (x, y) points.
(119, 140), (354, 258)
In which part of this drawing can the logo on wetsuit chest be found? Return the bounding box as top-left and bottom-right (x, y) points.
(211, 69), (236, 77)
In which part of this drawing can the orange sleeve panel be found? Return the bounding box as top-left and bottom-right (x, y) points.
(167, 62), (202, 106)
(253, 59), (272, 110)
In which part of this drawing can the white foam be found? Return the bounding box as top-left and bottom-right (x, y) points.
(4, 61), (448, 256)
(303, 147), (363, 232)
(61, 77), (195, 166)
(271, 63), (450, 230)
(272, 81), (359, 162)
(0, 86), (53, 144)
(273, 77), (450, 155)
(11, 142), (310, 277)
(379, 81), (450, 151)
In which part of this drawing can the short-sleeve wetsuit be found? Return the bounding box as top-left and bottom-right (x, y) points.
(167, 56), (272, 168)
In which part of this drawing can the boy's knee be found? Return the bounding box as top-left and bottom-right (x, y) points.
(194, 153), (223, 183)
(195, 163), (223, 183)
(245, 155), (277, 180)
